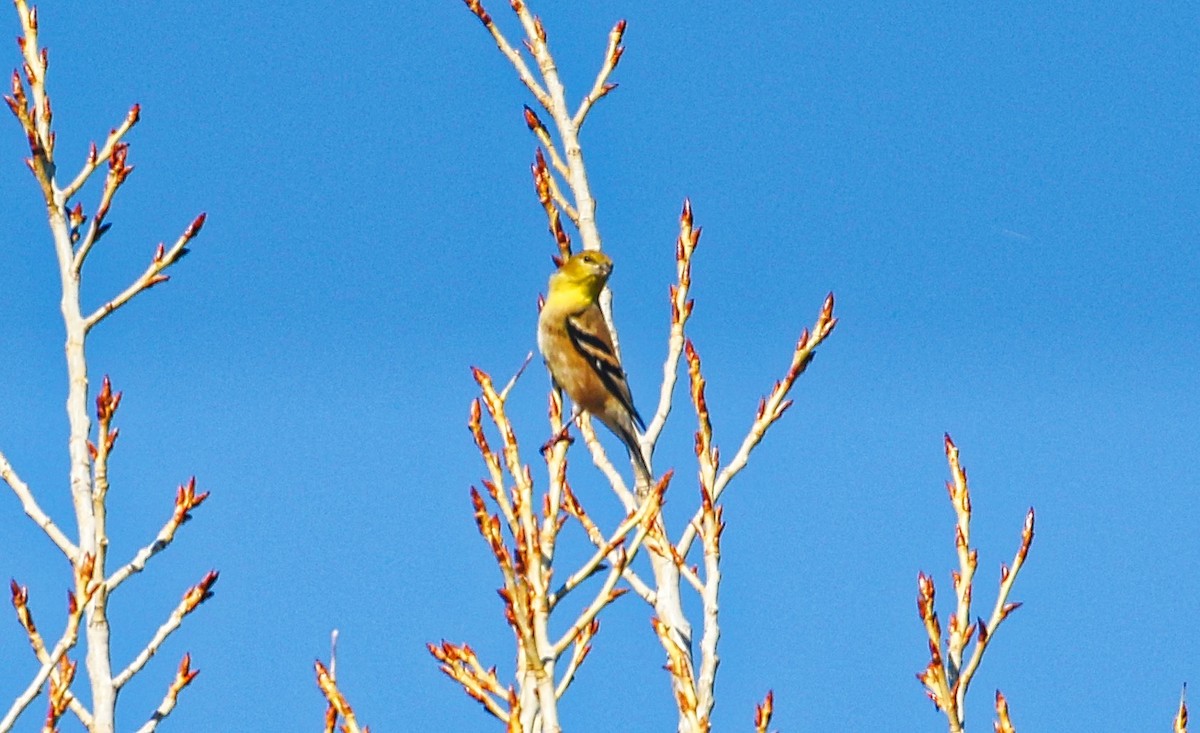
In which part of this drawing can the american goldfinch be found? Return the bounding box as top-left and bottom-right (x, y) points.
(537, 250), (651, 482)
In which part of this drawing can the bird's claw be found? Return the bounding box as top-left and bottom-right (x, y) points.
(540, 424), (575, 455)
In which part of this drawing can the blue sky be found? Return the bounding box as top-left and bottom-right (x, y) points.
(1, 2), (1197, 730)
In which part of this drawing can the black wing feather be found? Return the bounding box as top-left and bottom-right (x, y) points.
(565, 310), (645, 430)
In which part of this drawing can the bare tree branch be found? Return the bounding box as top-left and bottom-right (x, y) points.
(132, 655), (200, 733)
(83, 213), (206, 331)
(0, 450), (79, 560)
(106, 478), (208, 593)
(113, 571), (218, 689)
(5, 6), (213, 729)
(917, 436), (1035, 733)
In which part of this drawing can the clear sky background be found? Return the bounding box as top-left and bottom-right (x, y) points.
(1, 2), (1197, 731)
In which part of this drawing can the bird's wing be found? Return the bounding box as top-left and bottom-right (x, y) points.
(565, 304), (645, 430)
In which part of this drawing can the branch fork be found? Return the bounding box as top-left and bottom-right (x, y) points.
(916, 435), (1035, 733)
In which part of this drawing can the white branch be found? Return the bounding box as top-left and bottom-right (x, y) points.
(0, 641), (74, 732)
(0, 449), (79, 560)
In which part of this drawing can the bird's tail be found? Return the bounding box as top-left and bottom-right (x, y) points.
(614, 422), (653, 495)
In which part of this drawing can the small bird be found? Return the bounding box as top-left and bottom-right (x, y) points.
(537, 250), (651, 483)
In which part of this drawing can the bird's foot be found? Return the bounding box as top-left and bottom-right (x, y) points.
(540, 424), (575, 455)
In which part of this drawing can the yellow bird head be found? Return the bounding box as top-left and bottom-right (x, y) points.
(550, 250), (613, 303)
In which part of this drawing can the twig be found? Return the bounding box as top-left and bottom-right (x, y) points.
(652, 616), (704, 731)
(552, 551), (627, 655)
(710, 293), (837, 501)
(499, 352), (536, 402)
(461, 0), (552, 111)
(540, 388), (570, 562)
(9, 0), (55, 204)
(550, 498), (642, 605)
(916, 436), (1035, 733)
(957, 505), (1034, 706)
(553, 476), (664, 654)
(676, 293), (837, 556)
(113, 571), (218, 689)
(106, 478), (209, 592)
(530, 148), (573, 262)
(72, 128), (137, 272)
(753, 691), (774, 733)
(505, 0), (607, 256)
(522, 106), (571, 184)
(61, 105), (140, 202)
(1175, 685), (1189, 733)
(323, 631), (341, 733)
(645, 200), (700, 445)
(471, 367), (556, 730)
(560, 484), (656, 604)
(468, 397), (521, 540)
(83, 212), (206, 331)
(694, 484), (723, 721)
(428, 641), (511, 722)
(0, 584), (88, 733)
(40, 654), (77, 732)
(553, 620), (596, 699)
(917, 571), (958, 733)
(572, 20), (625, 129)
(133, 655), (200, 733)
(315, 659), (369, 733)
(0, 450), (79, 560)
(994, 689), (1016, 733)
